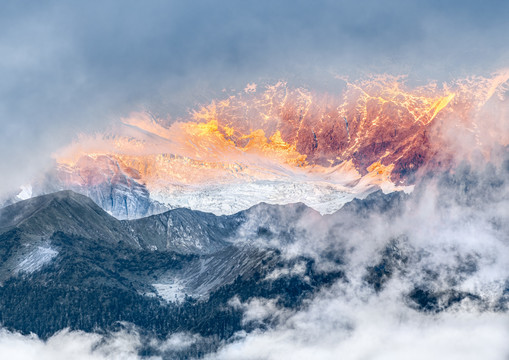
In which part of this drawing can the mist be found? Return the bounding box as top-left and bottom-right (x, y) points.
(194, 107), (509, 358)
(202, 174), (507, 358)
(0, 328), (140, 360)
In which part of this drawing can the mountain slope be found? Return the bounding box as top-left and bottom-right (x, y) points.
(0, 191), (236, 254)
(126, 208), (242, 253)
(0, 191), (139, 246)
(0, 192), (342, 358)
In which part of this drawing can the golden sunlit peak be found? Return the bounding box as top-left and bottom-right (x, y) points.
(53, 72), (509, 190)
(182, 119), (220, 136)
(223, 125), (235, 137)
(341, 74), (457, 126)
(269, 131), (291, 150)
(424, 92), (456, 125)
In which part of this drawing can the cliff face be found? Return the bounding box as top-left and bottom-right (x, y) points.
(192, 74), (508, 184)
(55, 155), (167, 219)
(189, 78), (460, 185)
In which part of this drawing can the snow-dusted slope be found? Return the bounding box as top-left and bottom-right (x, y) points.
(149, 178), (402, 216)
(14, 153), (410, 219)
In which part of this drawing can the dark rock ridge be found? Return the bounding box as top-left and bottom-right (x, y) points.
(0, 190), (135, 246)
(0, 191), (233, 254)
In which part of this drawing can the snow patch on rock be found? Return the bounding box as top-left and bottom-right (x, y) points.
(16, 185), (33, 200)
(16, 246), (58, 274)
(153, 281), (187, 303)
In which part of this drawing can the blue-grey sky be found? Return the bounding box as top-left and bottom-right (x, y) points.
(1, 0), (509, 191)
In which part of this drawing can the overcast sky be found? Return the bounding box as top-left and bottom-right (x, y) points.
(1, 0), (509, 191)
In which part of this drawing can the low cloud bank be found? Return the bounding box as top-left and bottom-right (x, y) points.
(210, 290), (509, 360)
(213, 148), (509, 359)
(0, 328), (140, 360)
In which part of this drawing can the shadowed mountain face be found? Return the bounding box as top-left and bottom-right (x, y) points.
(0, 190), (346, 255)
(0, 191), (240, 254)
(126, 208), (241, 254)
(0, 191), (345, 357)
(0, 191), (139, 247)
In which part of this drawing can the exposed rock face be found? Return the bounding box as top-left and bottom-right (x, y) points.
(200, 80), (456, 184)
(126, 207), (242, 253)
(14, 155), (170, 219)
(58, 155), (157, 218)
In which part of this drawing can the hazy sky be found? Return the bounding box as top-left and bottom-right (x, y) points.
(1, 0), (509, 191)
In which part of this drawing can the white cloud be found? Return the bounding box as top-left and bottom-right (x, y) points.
(210, 283), (509, 360)
(0, 328), (141, 360)
(208, 146), (509, 359)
